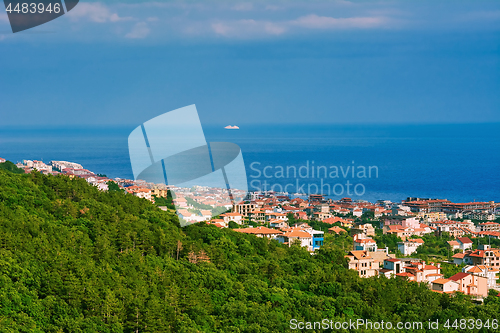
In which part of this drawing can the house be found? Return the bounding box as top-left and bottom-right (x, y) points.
(313, 211), (332, 220)
(431, 279), (459, 293)
(466, 245), (500, 267)
(233, 202), (258, 216)
(328, 226), (347, 235)
(452, 252), (466, 265)
(345, 250), (379, 278)
(448, 272), (488, 298)
(322, 216), (353, 227)
(378, 258), (404, 278)
(266, 212), (288, 221)
(308, 229), (324, 251)
(220, 212), (244, 225)
(277, 225), (324, 251)
(209, 219), (227, 228)
(457, 237), (473, 251)
(353, 234), (377, 252)
(447, 240), (460, 252)
(404, 261), (442, 284)
(463, 265), (499, 289)
(277, 228), (313, 250)
(173, 197), (188, 208)
(151, 188), (169, 198)
(379, 258), (442, 283)
(352, 207), (363, 217)
(200, 210), (212, 221)
(127, 187), (153, 202)
(248, 210), (266, 223)
(268, 219), (289, 229)
(0, 158), (5, 163)
(397, 238), (424, 256)
(351, 223), (375, 237)
(235, 226), (283, 239)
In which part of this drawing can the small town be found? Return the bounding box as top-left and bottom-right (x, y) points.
(6, 158), (500, 301)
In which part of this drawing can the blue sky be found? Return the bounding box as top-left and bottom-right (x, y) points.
(1, 0), (499, 126)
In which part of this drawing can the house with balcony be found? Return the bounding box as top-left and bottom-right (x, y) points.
(353, 234), (377, 252)
(463, 265), (499, 289)
(346, 250), (379, 278)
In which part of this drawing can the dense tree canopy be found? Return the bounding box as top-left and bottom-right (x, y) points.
(0, 169), (499, 332)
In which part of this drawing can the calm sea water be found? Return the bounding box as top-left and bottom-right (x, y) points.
(0, 123), (498, 203)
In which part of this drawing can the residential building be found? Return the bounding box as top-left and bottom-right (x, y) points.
(277, 228), (313, 250)
(477, 222), (500, 232)
(346, 250), (379, 278)
(328, 226), (347, 234)
(463, 265), (499, 289)
(398, 238), (424, 256)
(268, 219), (289, 229)
(353, 234), (377, 252)
(448, 272), (488, 298)
(351, 223), (375, 237)
(220, 212), (244, 225)
(379, 259), (442, 284)
(235, 226), (283, 239)
(431, 279), (459, 293)
(457, 237), (473, 251)
(448, 240), (460, 252)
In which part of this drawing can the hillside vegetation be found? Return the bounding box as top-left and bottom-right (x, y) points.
(0, 169), (499, 332)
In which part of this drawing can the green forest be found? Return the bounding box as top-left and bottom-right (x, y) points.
(1, 168), (500, 332)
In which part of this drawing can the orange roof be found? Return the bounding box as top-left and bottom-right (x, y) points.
(347, 251), (372, 260)
(408, 238), (424, 243)
(457, 237), (473, 244)
(328, 226), (347, 233)
(396, 272), (414, 278)
(223, 212), (243, 217)
(467, 266), (483, 273)
(234, 227), (283, 235)
(283, 230), (311, 238)
(432, 278), (452, 285)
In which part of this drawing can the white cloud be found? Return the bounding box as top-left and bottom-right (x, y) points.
(210, 13), (388, 38)
(212, 19), (286, 37)
(126, 22), (150, 39)
(232, 3), (254, 11)
(67, 3), (132, 23)
(291, 14), (386, 29)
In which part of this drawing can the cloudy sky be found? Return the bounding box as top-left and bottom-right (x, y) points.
(1, 0), (499, 126)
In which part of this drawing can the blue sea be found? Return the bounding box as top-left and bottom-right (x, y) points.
(0, 123), (498, 203)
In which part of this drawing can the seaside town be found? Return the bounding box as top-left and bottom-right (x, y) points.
(4, 158), (500, 301)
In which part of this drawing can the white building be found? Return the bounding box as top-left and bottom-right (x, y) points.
(397, 238), (424, 256)
(220, 212), (244, 225)
(463, 265), (499, 289)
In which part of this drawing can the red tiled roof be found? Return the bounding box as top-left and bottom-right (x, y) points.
(457, 237), (473, 244)
(448, 272), (471, 281)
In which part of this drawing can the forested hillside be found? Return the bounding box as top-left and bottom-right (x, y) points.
(0, 169), (499, 332)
